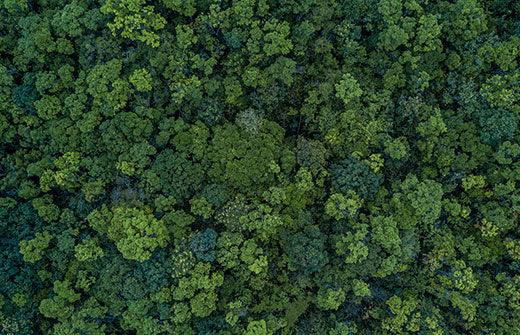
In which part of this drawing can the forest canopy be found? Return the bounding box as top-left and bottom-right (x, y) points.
(1, 0), (520, 334)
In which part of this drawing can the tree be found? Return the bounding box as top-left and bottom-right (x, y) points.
(391, 174), (443, 229)
(246, 319), (268, 335)
(101, 0), (166, 47)
(88, 206), (168, 261)
(129, 68), (153, 92)
(74, 238), (104, 262)
(19, 232), (52, 263)
(330, 157), (382, 200)
(316, 288), (346, 311)
(283, 225), (328, 276)
(324, 192), (362, 221)
(207, 122), (284, 193)
(190, 228), (217, 262)
(335, 73), (362, 105)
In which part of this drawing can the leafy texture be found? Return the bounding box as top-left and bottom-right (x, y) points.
(2, 0), (520, 333)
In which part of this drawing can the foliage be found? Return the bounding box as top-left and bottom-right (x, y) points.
(87, 206), (168, 261)
(2, 0), (519, 333)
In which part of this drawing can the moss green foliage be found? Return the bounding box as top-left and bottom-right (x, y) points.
(1, 0), (520, 333)
(88, 205), (168, 261)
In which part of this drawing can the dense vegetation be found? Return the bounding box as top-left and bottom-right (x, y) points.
(1, 0), (519, 334)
